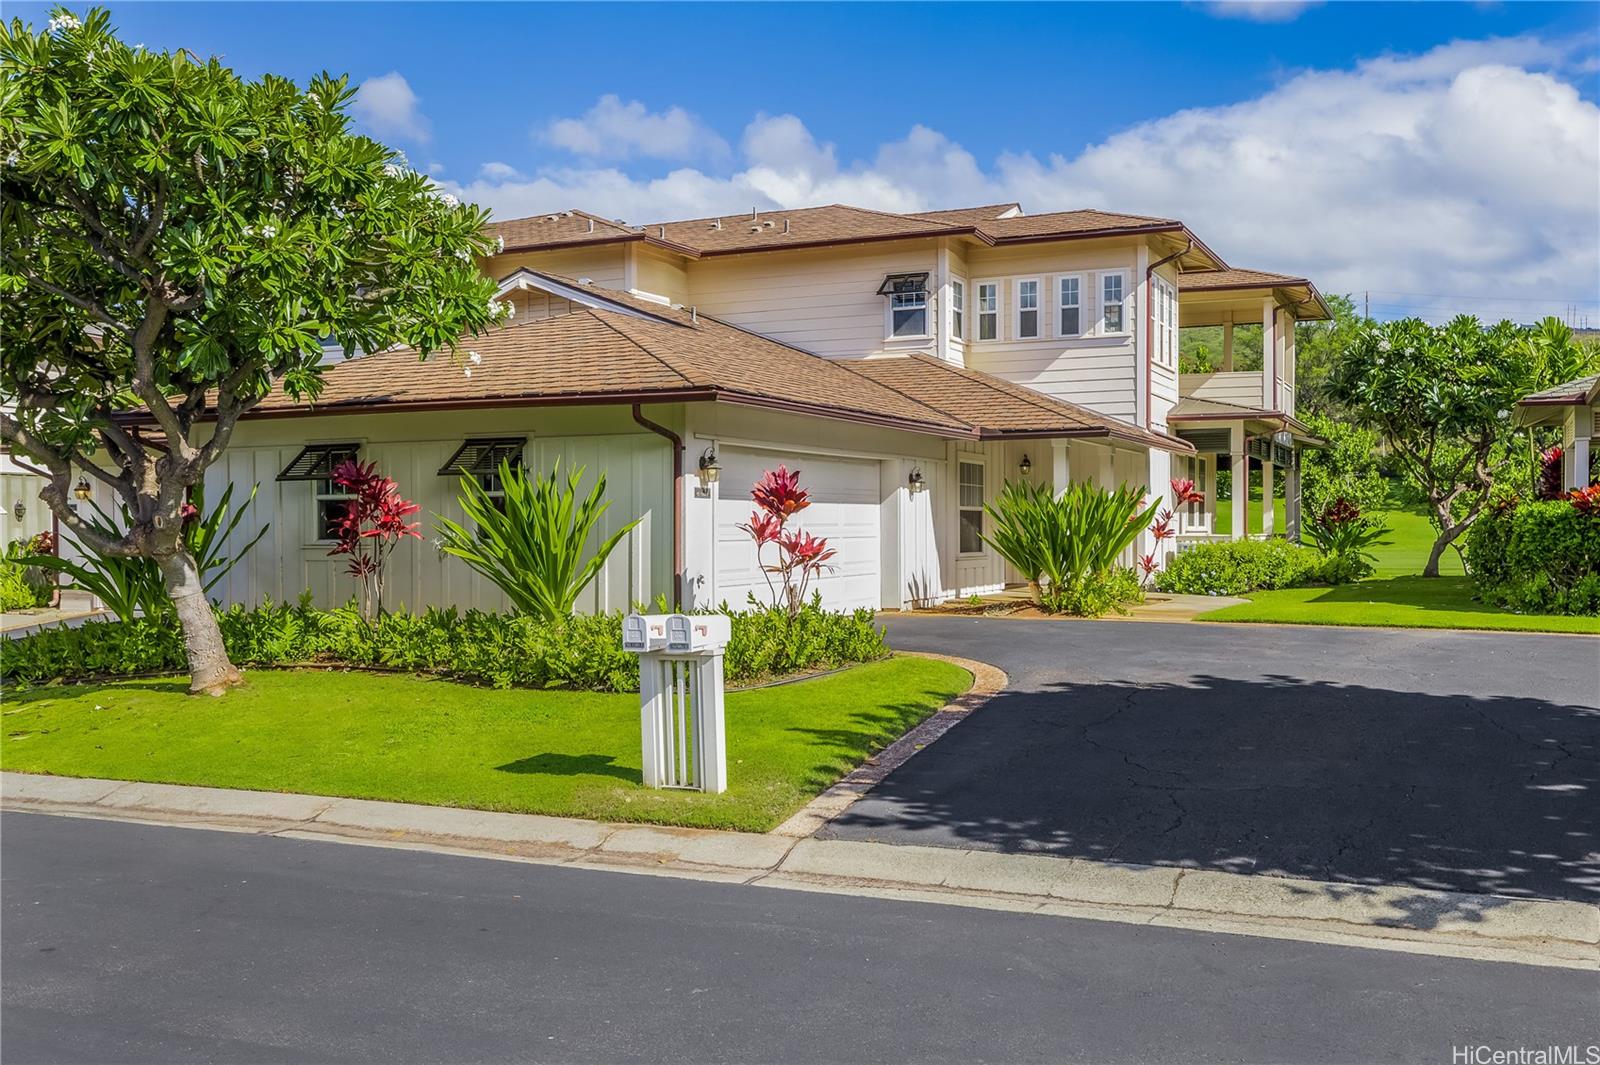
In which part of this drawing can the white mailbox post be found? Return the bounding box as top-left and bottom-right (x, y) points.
(623, 612), (731, 793)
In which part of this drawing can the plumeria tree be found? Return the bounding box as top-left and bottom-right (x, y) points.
(1331, 317), (1546, 577)
(738, 466), (836, 618)
(326, 459), (421, 619)
(0, 8), (506, 692)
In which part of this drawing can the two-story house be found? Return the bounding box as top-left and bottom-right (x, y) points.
(181, 202), (1328, 613)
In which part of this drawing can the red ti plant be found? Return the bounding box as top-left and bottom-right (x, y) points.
(1140, 507), (1178, 587)
(1537, 446), (1564, 501)
(1569, 484), (1600, 516)
(1137, 552), (1159, 588)
(1170, 477), (1205, 506)
(326, 458), (422, 619)
(738, 465), (836, 617)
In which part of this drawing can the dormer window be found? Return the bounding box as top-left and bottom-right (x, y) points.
(878, 272), (930, 338)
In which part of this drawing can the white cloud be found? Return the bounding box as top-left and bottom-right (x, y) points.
(542, 95), (731, 162)
(1201, 1), (1321, 22)
(448, 37), (1600, 322)
(351, 72), (430, 143)
(479, 161), (524, 181)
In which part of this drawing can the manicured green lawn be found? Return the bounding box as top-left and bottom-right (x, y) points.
(1197, 576), (1600, 634)
(1200, 496), (1593, 633)
(0, 657), (971, 832)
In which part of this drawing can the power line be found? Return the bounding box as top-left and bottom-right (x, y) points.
(1363, 289), (1600, 306)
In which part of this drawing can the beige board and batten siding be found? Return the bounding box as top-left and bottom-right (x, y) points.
(960, 240), (1141, 423)
(682, 242), (940, 360)
(631, 245), (692, 306)
(201, 406), (669, 614)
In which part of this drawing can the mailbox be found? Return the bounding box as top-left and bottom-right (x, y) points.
(665, 613), (732, 653)
(622, 613), (672, 653)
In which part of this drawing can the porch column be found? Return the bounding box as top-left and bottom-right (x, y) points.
(1261, 458), (1276, 537)
(1229, 424), (1247, 542)
(1261, 301), (1277, 410)
(1565, 408), (1591, 490)
(1221, 319), (1235, 372)
(1051, 440), (1072, 498)
(1286, 453), (1302, 542)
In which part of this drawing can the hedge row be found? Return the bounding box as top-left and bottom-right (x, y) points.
(1154, 538), (1328, 597)
(0, 600), (890, 690)
(1466, 500), (1600, 616)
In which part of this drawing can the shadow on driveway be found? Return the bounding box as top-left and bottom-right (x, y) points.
(823, 671), (1600, 903)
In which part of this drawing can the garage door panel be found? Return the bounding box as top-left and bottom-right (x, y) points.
(716, 449), (881, 612)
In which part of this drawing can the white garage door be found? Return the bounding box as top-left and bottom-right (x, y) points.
(715, 449), (882, 612)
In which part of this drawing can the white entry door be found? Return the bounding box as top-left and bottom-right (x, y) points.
(715, 449), (882, 612)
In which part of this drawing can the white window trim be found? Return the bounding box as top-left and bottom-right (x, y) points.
(312, 475), (356, 545)
(1014, 277), (1041, 341)
(957, 456), (988, 558)
(883, 283), (931, 342)
(1099, 270), (1131, 336)
(974, 279), (1000, 343)
(1057, 273), (1085, 338)
(948, 277), (966, 343)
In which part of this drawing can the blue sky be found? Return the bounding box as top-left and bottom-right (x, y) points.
(16, 2), (1600, 322)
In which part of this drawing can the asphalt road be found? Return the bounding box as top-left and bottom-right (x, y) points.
(3, 812), (1596, 1064)
(823, 617), (1600, 902)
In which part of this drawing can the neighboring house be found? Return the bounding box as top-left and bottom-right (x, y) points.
(137, 202), (1330, 613)
(1515, 374), (1599, 489)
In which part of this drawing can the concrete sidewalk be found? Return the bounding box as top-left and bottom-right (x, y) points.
(5, 771), (1595, 971)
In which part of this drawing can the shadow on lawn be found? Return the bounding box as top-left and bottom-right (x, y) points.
(1273, 575), (1492, 613)
(6, 678), (193, 702)
(822, 673), (1600, 904)
(494, 753), (636, 781)
(787, 693), (960, 792)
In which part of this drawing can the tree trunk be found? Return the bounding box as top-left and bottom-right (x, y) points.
(1422, 535), (1450, 578)
(157, 548), (241, 695)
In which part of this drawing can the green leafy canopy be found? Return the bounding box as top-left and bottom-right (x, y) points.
(0, 6), (506, 549)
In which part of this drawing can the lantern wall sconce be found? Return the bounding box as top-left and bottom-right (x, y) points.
(695, 446), (721, 497)
(1019, 454), (1032, 476)
(908, 467), (927, 494)
(73, 477), (92, 502)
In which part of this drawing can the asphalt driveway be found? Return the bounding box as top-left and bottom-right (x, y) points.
(822, 617), (1600, 903)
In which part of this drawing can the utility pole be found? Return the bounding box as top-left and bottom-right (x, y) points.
(1364, 291), (1370, 320)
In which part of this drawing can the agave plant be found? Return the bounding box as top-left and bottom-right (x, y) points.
(24, 482), (268, 621)
(438, 459), (639, 622)
(982, 480), (1156, 615)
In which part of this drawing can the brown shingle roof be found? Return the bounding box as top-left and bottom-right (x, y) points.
(249, 295), (968, 435)
(847, 355), (1193, 453)
(1519, 374), (1599, 405)
(483, 201), (1221, 260)
(1179, 267), (1309, 291)
(906, 203), (1022, 225)
(489, 209), (642, 253)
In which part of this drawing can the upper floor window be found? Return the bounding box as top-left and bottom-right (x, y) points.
(1059, 275), (1082, 336)
(976, 282), (999, 341)
(1102, 272), (1127, 334)
(1016, 279), (1040, 339)
(878, 272), (929, 339)
(1154, 275), (1178, 366)
(949, 278), (965, 341)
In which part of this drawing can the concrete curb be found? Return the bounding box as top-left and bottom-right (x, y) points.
(5, 771), (1595, 970)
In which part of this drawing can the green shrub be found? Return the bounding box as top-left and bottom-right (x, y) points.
(1156, 539), (1326, 596)
(981, 479), (1154, 617)
(1466, 500), (1600, 615)
(1299, 412), (1388, 516)
(0, 599), (889, 689)
(0, 557), (38, 612)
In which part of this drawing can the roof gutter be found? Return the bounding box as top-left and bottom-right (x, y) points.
(1145, 239), (1193, 429)
(631, 404), (684, 611)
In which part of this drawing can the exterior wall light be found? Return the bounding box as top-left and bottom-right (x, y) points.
(1019, 454), (1032, 476)
(73, 477), (92, 501)
(696, 447), (721, 489)
(908, 467), (927, 494)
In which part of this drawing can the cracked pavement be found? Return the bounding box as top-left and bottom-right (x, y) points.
(821, 616), (1600, 903)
